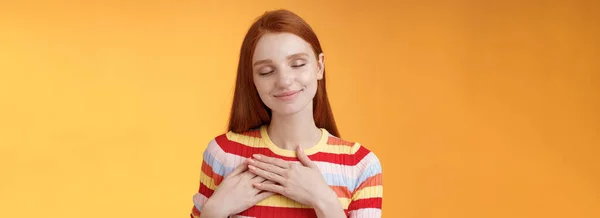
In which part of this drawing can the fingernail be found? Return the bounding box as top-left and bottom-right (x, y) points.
(247, 158), (254, 164)
(249, 165), (256, 170)
(253, 154), (261, 159)
(254, 183), (261, 187)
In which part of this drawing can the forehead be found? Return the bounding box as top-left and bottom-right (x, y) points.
(252, 32), (314, 62)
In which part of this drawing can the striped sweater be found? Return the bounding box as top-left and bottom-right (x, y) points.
(190, 125), (383, 217)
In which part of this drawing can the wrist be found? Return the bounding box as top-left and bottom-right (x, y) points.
(314, 200), (345, 218)
(313, 191), (344, 216)
(202, 199), (229, 218)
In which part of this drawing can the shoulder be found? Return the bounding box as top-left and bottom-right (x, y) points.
(201, 128), (262, 161)
(323, 133), (381, 168)
(325, 134), (379, 159)
(200, 129), (262, 176)
(204, 127), (262, 150)
(324, 134), (382, 190)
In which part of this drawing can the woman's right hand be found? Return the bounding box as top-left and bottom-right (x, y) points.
(200, 159), (275, 218)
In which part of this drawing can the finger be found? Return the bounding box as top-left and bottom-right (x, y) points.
(253, 183), (285, 195)
(226, 160), (249, 178)
(251, 178), (274, 195)
(240, 170), (257, 181)
(248, 165), (286, 184)
(248, 158), (286, 176)
(250, 173), (267, 183)
(252, 154), (290, 169)
(296, 146), (317, 169)
(262, 179), (276, 184)
(253, 191), (276, 202)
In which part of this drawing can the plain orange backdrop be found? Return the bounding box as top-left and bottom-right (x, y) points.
(1, 0), (598, 217)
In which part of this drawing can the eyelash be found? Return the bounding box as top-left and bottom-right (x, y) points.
(259, 70), (274, 76)
(258, 63), (306, 76)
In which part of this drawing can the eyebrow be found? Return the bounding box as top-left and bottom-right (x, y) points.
(253, 52), (309, 67)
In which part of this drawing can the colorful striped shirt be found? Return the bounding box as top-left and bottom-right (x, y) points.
(190, 125), (383, 217)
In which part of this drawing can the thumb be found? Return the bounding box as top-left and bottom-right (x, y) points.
(296, 146), (316, 168)
(226, 159), (248, 178)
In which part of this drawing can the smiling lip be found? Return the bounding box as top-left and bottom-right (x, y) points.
(274, 90), (302, 101)
(274, 90), (302, 97)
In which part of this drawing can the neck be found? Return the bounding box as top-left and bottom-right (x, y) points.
(267, 105), (322, 150)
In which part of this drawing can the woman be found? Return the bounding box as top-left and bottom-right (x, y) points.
(191, 9), (383, 218)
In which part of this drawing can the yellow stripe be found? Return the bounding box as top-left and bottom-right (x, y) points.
(199, 170), (217, 190)
(201, 169), (354, 209)
(353, 185), (383, 200)
(256, 196), (352, 209)
(339, 197), (352, 208)
(256, 195), (311, 208)
(226, 132), (266, 148)
(227, 131), (361, 155)
(321, 142), (361, 155)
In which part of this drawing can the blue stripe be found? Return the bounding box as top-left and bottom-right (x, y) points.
(322, 173), (356, 192)
(202, 140), (382, 193)
(353, 161), (382, 191)
(192, 193), (207, 212)
(202, 146), (235, 177)
(204, 149), (361, 192)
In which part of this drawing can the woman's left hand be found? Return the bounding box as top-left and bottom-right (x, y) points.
(246, 146), (339, 209)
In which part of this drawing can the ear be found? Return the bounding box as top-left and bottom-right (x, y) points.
(317, 53), (325, 80)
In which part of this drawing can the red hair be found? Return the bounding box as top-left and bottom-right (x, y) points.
(227, 9), (340, 137)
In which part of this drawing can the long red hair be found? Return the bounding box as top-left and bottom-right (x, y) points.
(227, 9), (340, 137)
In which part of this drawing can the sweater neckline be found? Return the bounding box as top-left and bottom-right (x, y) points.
(259, 125), (328, 157)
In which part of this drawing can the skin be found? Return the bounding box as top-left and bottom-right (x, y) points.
(249, 147), (345, 218)
(200, 163), (276, 218)
(202, 32), (345, 218)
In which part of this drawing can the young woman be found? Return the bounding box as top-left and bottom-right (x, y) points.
(190, 9), (383, 218)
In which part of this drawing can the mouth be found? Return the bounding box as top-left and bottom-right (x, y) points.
(274, 89), (303, 97)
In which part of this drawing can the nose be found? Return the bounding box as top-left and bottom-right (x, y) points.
(276, 67), (294, 88)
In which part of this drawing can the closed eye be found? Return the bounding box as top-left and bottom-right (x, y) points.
(259, 70), (274, 76)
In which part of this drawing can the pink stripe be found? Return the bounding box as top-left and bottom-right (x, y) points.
(348, 208), (382, 218)
(206, 139), (247, 166)
(314, 152), (379, 177)
(208, 138), (379, 178)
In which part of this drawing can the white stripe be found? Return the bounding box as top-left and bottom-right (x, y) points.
(192, 192), (208, 211)
(314, 152), (378, 177)
(206, 139), (247, 166)
(205, 139), (380, 182)
(348, 208), (382, 218)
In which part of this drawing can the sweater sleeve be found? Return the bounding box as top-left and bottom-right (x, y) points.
(190, 139), (226, 218)
(347, 152), (383, 218)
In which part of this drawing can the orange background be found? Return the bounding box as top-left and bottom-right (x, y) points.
(1, 0), (598, 217)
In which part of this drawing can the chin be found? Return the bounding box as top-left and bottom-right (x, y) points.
(270, 105), (304, 116)
(267, 101), (311, 117)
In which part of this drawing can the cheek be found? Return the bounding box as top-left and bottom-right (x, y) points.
(253, 78), (271, 95)
(298, 70), (319, 87)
